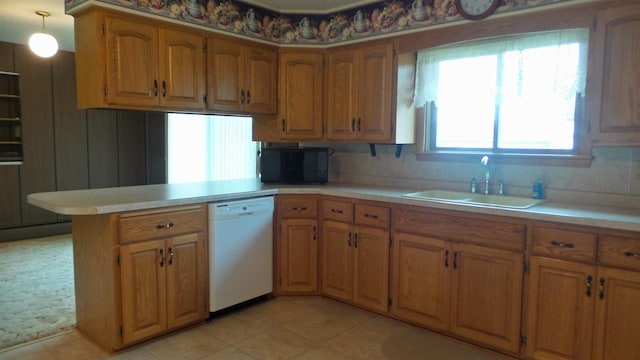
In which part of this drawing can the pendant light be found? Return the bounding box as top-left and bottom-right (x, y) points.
(29, 11), (58, 58)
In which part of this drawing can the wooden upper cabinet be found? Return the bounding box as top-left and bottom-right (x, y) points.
(589, 2), (640, 145)
(158, 29), (205, 109)
(74, 9), (205, 110)
(206, 37), (277, 114)
(327, 42), (394, 142)
(278, 51), (325, 140)
(105, 16), (159, 108)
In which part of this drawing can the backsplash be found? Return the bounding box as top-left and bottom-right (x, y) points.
(65, 0), (577, 45)
(324, 144), (640, 209)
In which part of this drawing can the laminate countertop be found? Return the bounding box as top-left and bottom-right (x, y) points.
(28, 178), (640, 232)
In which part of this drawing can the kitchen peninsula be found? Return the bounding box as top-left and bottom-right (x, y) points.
(29, 180), (640, 358)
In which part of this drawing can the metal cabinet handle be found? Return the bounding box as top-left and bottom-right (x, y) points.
(551, 240), (575, 248)
(153, 79), (158, 96)
(313, 226), (317, 240)
(354, 233), (358, 248)
(168, 247), (174, 265)
(293, 207), (308, 211)
(155, 222), (174, 229)
(282, 119), (286, 132)
(453, 251), (458, 269)
(331, 208), (344, 214)
(159, 248), (165, 267)
(162, 80), (166, 97)
(598, 278), (606, 300)
(247, 90), (251, 104)
(444, 250), (449, 268)
(241, 89), (245, 103)
(351, 118), (355, 132)
(364, 213), (379, 220)
(586, 275), (593, 297)
(624, 251), (640, 258)
(357, 118), (361, 131)
(348, 232), (352, 247)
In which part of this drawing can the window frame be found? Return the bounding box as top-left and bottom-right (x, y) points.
(396, 4), (596, 167)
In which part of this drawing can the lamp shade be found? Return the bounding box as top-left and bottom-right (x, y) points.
(29, 32), (58, 58)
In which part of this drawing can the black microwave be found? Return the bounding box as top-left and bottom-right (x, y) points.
(260, 147), (329, 184)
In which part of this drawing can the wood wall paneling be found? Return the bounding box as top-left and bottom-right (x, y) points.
(146, 112), (167, 184)
(0, 42), (21, 228)
(15, 44), (57, 225)
(87, 109), (119, 189)
(117, 110), (148, 186)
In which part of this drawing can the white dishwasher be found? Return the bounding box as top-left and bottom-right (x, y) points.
(208, 196), (274, 313)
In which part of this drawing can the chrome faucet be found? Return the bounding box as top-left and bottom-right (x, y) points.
(481, 156), (490, 195)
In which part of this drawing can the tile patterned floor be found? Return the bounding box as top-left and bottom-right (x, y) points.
(0, 296), (513, 360)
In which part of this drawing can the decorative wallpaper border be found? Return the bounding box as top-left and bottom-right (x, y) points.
(65, 0), (577, 45)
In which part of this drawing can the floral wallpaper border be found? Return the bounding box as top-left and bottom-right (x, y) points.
(65, 0), (577, 45)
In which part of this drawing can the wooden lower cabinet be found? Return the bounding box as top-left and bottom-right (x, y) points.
(72, 204), (208, 351)
(525, 257), (595, 360)
(592, 266), (640, 360)
(321, 203), (390, 313)
(121, 232), (206, 344)
(391, 232), (450, 330)
(391, 232), (523, 354)
(277, 218), (318, 293)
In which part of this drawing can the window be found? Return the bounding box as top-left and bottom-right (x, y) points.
(414, 29), (589, 155)
(167, 114), (258, 183)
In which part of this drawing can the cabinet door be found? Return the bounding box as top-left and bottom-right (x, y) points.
(357, 43), (393, 142)
(279, 52), (324, 140)
(166, 233), (207, 329)
(326, 50), (358, 140)
(278, 218), (318, 293)
(120, 239), (167, 344)
(105, 16), (158, 107)
(321, 220), (353, 301)
(593, 267), (640, 360)
(391, 233), (451, 330)
(590, 3), (640, 145)
(206, 37), (244, 112)
(450, 244), (523, 353)
(158, 29), (204, 109)
(353, 226), (389, 312)
(525, 257), (596, 360)
(245, 46), (278, 114)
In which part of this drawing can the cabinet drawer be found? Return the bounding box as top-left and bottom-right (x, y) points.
(532, 226), (597, 262)
(355, 203), (390, 229)
(279, 197), (318, 218)
(599, 235), (640, 271)
(119, 204), (206, 244)
(322, 199), (353, 223)
(393, 207), (525, 252)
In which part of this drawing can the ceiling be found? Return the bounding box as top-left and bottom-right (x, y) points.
(0, 0), (375, 53)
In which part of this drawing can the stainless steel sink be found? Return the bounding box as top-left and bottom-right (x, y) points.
(402, 190), (546, 209)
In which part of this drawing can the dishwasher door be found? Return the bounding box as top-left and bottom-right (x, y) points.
(208, 196), (274, 312)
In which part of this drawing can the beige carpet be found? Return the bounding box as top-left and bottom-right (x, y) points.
(0, 234), (76, 350)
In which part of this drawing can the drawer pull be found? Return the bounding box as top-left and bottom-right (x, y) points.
(331, 208), (344, 214)
(313, 226), (317, 240)
(598, 278), (606, 300)
(624, 251), (640, 258)
(348, 233), (352, 247)
(168, 247), (174, 265)
(453, 251), (458, 269)
(550, 240), (575, 248)
(444, 250), (449, 268)
(586, 275), (593, 298)
(364, 213), (379, 220)
(292, 207), (308, 211)
(156, 222), (174, 229)
(354, 233), (358, 248)
(159, 248), (165, 267)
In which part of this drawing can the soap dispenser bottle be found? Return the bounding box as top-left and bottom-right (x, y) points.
(532, 176), (544, 199)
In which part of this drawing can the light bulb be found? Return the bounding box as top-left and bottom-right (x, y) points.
(29, 32), (59, 58)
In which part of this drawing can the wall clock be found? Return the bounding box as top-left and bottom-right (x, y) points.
(455, 0), (499, 20)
